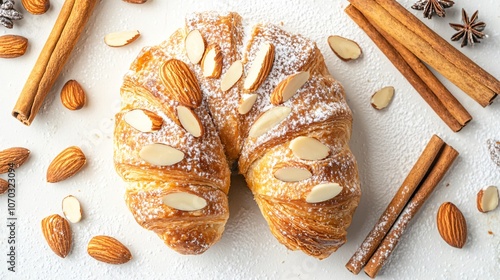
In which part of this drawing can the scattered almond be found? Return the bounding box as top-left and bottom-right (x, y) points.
(139, 143), (184, 166)
(0, 178), (8, 194)
(371, 86), (395, 110)
(273, 162), (312, 182)
(185, 29), (205, 64)
(0, 147), (30, 173)
(21, 0), (50, 15)
(123, 0), (147, 3)
(47, 146), (86, 183)
(162, 192), (207, 211)
(306, 183), (343, 203)
(176, 106), (204, 137)
(437, 202), (467, 248)
(201, 44), (223, 78)
(123, 109), (163, 132)
(221, 60), (243, 91)
(289, 137), (329, 161)
(477, 186), (499, 213)
(60, 80), (86, 110)
(87, 235), (132, 264)
(270, 71), (310, 105)
(104, 30), (140, 47)
(62, 195), (83, 223)
(41, 214), (71, 258)
(248, 106), (291, 138)
(327, 35), (362, 61)
(243, 42), (275, 92)
(160, 59), (202, 108)
(0, 35), (28, 58)
(238, 93), (258, 115)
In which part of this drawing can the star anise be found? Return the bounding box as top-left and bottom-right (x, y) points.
(411, 0), (454, 19)
(450, 9), (486, 48)
(0, 0), (23, 29)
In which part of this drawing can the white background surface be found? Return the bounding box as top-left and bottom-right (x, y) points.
(1, 0), (499, 279)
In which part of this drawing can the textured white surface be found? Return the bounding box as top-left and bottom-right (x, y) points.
(1, 0), (499, 279)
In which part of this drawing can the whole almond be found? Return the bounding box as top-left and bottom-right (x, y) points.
(0, 147), (30, 173)
(41, 214), (71, 258)
(160, 59), (202, 108)
(0, 178), (8, 194)
(88, 235), (132, 264)
(0, 35), (28, 58)
(21, 0), (50, 15)
(47, 146), (86, 183)
(61, 80), (86, 110)
(436, 202), (467, 248)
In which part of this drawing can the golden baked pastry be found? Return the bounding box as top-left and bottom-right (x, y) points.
(114, 11), (361, 258)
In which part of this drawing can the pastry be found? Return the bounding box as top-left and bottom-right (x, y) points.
(114, 11), (361, 258)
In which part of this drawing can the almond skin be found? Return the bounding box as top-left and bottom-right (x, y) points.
(41, 214), (72, 258)
(436, 202), (467, 248)
(87, 235), (132, 264)
(47, 146), (86, 183)
(122, 0), (147, 3)
(160, 59), (203, 108)
(0, 147), (30, 173)
(21, 0), (50, 15)
(61, 80), (86, 110)
(0, 35), (28, 58)
(0, 178), (8, 194)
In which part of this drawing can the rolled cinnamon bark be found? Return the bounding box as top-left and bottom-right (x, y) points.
(12, 0), (98, 125)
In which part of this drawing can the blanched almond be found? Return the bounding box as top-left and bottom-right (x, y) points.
(371, 86), (395, 110)
(139, 143), (184, 166)
(289, 136), (329, 161)
(162, 192), (207, 211)
(201, 44), (223, 78)
(248, 106), (291, 138)
(123, 109), (163, 132)
(238, 94), (258, 115)
(477, 186), (499, 213)
(327, 35), (362, 61)
(104, 30), (140, 47)
(185, 29), (205, 64)
(306, 183), (343, 203)
(273, 162), (312, 182)
(62, 195), (83, 223)
(176, 106), (204, 137)
(221, 60), (243, 91)
(270, 71), (310, 105)
(244, 42), (275, 92)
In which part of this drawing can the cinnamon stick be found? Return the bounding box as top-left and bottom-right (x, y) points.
(345, 135), (445, 275)
(345, 5), (469, 132)
(348, 0), (496, 107)
(375, 0), (500, 98)
(12, 0), (98, 125)
(364, 144), (459, 278)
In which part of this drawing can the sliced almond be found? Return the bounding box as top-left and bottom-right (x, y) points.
(185, 29), (205, 64)
(176, 106), (204, 137)
(289, 136), (330, 161)
(243, 42), (275, 92)
(61, 80), (86, 110)
(477, 186), (499, 213)
(270, 71), (310, 105)
(160, 59), (202, 108)
(238, 94), (258, 115)
(41, 214), (72, 258)
(47, 146), (86, 183)
(306, 183), (343, 203)
(104, 30), (140, 47)
(273, 162), (312, 182)
(0, 35), (28, 58)
(0, 147), (30, 174)
(62, 195), (83, 223)
(221, 60), (243, 91)
(327, 35), (362, 61)
(88, 235), (132, 264)
(201, 44), (223, 78)
(162, 192), (207, 211)
(437, 202), (467, 248)
(123, 109), (163, 132)
(371, 86), (395, 110)
(248, 106), (291, 138)
(139, 143), (184, 166)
